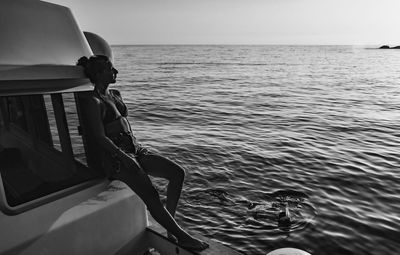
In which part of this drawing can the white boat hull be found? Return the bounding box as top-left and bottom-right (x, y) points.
(0, 180), (147, 255)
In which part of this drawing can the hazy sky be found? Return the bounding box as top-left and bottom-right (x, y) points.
(47, 0), (400, 45)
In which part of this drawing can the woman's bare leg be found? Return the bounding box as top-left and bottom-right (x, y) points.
(114, 166), (208, 250)
(137, 154), (185, 217)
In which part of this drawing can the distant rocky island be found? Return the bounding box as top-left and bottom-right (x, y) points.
(379, 45), (400, 49)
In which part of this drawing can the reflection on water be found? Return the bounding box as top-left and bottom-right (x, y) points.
(184, 188), (316, 235)
(249, 190), (315, 233)
(71, 45), (400, 254)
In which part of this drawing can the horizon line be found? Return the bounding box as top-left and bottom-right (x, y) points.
(110, 43), (388, 47)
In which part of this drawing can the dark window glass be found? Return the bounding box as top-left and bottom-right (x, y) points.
(0, 93), (100, 207)
(6, 97), (28, 131)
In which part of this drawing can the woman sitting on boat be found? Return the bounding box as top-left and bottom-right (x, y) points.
(77, 55), (209, 251)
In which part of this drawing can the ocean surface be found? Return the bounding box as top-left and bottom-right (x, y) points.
(110, 45), (400, 255)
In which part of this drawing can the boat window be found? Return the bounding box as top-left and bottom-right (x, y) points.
(0, 93), (102, 210)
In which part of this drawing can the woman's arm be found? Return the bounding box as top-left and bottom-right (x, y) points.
(86, 96), (142, 171)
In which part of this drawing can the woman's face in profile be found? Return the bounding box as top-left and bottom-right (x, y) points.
(97, 60), (118, 84)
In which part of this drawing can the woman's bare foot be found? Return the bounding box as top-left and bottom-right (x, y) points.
(177, 235), (209, 251)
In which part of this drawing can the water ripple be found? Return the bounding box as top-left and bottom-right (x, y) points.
(112, 45), (400, 255)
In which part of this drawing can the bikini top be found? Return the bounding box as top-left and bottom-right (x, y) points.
(95, 89), (128, 123)
(95, 89), (131, 136)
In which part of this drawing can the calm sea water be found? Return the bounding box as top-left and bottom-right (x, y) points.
(111, 45), (400, 255)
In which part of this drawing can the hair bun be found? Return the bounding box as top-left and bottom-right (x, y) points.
(77, 56), (89, 67)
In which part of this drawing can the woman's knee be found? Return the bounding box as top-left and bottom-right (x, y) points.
(164, 157), (186, 180)
(175, 166), (186, 182)
(165, 161), (185, 183)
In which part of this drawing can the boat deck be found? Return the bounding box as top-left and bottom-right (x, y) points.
(147, 214), (243, 255)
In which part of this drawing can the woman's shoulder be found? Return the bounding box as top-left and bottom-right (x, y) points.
(86, 93), (103, 109)
(89, 93), (102, 103)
